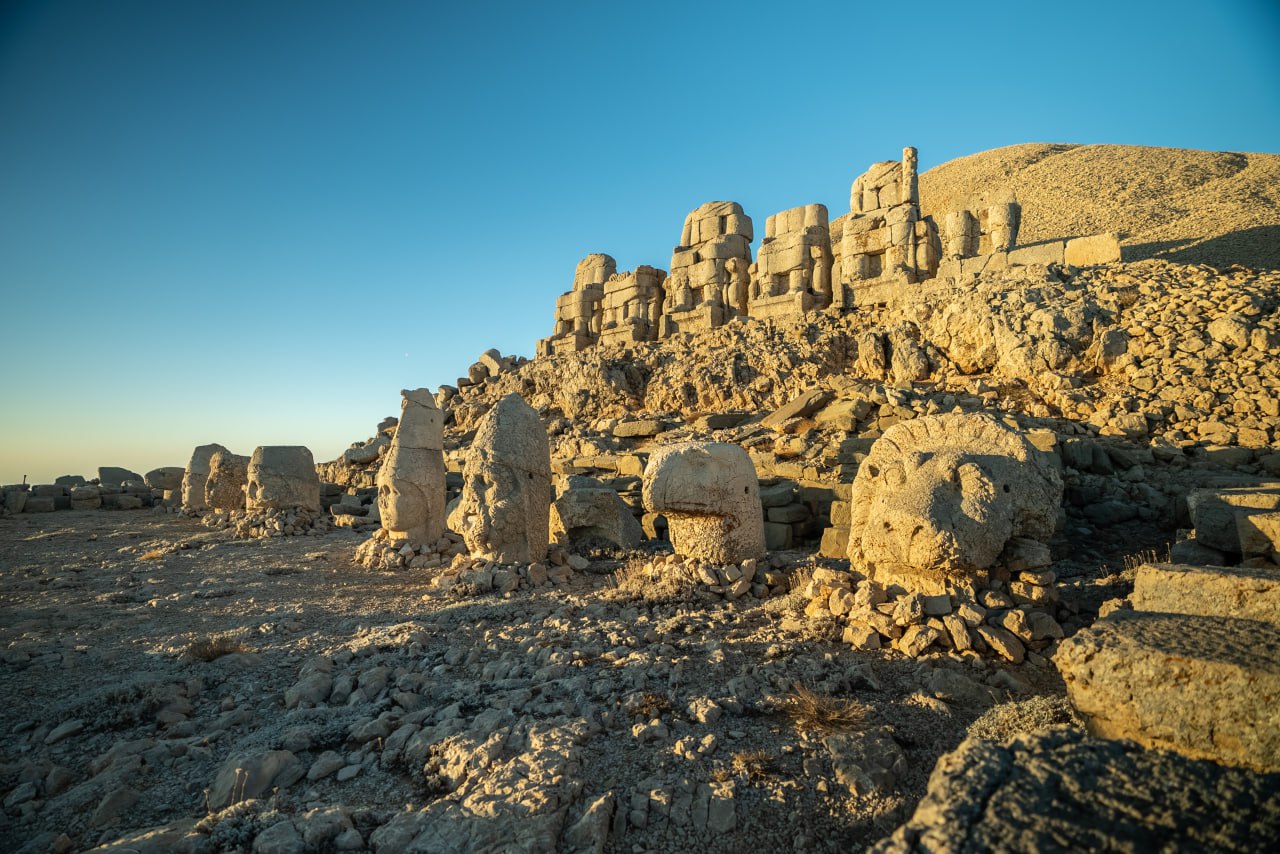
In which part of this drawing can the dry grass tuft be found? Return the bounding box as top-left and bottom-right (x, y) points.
(605, 557), (699, 604)
(731, 749), (772, 781)
(139, 549), (166, 561)
(628, 691), (672, 719)
(775, 683), (868, 734)
(787, 564), (814, 595)
(1122, 546), (1169, 573)
(183, 634), (249, 662)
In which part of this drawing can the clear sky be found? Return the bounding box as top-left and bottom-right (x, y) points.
(2, 0), (1278, 485)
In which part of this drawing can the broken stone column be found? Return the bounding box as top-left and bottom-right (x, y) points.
(377, 388), (446, 547)
(642, 442), (765, 563)
(181, 443), (229, 512)
(205, 450), (250, 513)
(660, 202), (754, 337)
(449, 393), (551, 562)
(246, 446), (320, 512)
(846, 413), (1062, 595)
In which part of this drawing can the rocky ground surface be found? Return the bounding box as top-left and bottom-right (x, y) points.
(0, 508), (1153, 854)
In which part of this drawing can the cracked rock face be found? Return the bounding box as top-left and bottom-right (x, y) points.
(642, 442), (765, 564)
(848, 413), (1062, 594)
(449, 393), (551, 563)
(377, 388), (446, 547)
(181, 443), (229, 512)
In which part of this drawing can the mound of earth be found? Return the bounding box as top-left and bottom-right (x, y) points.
(919, 143), (1280, 270)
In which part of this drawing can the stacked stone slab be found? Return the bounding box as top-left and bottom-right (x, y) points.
(598, 265), (666, 347)
(749, 204), (833, 320)
(830, 147), (940, 308)
(181, 443), (229, 513)
(449, 393), (552, 563)
(659, 202), (754, 337)
(642, 442), (765, 564)
(1185, 485), (1280, 563)
(536, 254), (616, 356)
(550, 475), (643, 550)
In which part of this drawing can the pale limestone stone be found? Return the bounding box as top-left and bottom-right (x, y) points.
(378, 388), (446, 547)
(450, 393), (551, 562)
(537, 254), (616, 356)
(246, 446), (320, 512)
(750, 203), (833, 320)
(144, 467), (185, 491)
(642, 442), (765, 563)
(1132, 562), (1280, 626)
(550, 475), (643, 549)
(205, 450), (249, 512)
(847, 414), (1062, 595)
(181, 443), (229, 512)
(598, 266), (666, 347)
(660, 202), (753, 337)
(1055, 610), (1280, 772)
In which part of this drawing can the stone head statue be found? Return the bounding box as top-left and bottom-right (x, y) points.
(848, 414), (1062, 594)
(377, 389), (445, 545)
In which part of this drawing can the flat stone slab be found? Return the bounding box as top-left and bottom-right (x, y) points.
(1054, 610), (1280, 771)
(872, 728), (1280, 853)
(1133, 562), (1280, 626)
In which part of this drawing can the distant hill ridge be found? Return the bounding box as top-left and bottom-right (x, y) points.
(919, 143), (1280, 271)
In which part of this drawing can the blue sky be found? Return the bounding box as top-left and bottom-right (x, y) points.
(2, 0), (1278, 484)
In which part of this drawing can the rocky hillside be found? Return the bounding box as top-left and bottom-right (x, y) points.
(919, 143), (1280, 271)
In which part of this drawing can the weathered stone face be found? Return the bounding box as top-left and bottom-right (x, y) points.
(537, 253), (616, 356)
(660, 202), (754, 337)
(642, 442), (765, 564)
(449, 393), (551, 562)
(847, 414), (1062, 594)
(551, 475), (643, 550)
(246, 446), (320, 512)
(377, 388), (446, 546)
(205, 450), (249, 512)
(181, 443), (229, 511)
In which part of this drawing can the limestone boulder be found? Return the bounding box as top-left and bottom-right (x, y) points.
(97, 466), (142, 487)
(246, 446), (320, 512)
(144, 467), (185, 491)
(551, 476), (643, 550)
(205, 450), (249, 513)
(1187, 486), (1280, 555)
(3, 487), (28, 515)
(871, 728), (1280, 853)
(181, 443), (229, 511)
(377, 388), (446, 546)
(1132, 562), (1280, 626)
(449, 393), (551, 562)
(847, 413), (1062, 594)
(642, 442), (765, 563)
(1054, 610), (1280, 772)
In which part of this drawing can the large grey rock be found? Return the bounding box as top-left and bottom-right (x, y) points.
(3, 487), (28, 514)
(1054, 610), (1280, 771)
(54, 475), (86, 486)
(378, 388), (446, 546)
(181, 443), (229, 511)
(551, 476), (643, 549)
(144, 467), (185, 491)
(246, 447), (320, 512)
(872, 728), (1280, 853)
(205, 451), (249, 513)
(847, 413), (1062, 595)
(642, 442), (765, 563)
(206, 749), (302, 810)
(97, 466), (142, 487)
(449, 393), (551, 562)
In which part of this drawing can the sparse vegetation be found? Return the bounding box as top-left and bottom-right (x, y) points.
(731, 749), (772, 781)
(1122, 546), (1170, 573)
(775, 683), (869, 734)
(139, 548), (166, 561)
(605, 557), (699, 604)
(184, 634), (249, 662)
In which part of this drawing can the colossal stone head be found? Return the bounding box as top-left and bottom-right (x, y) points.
(246, 446), (320, 512)
(642, 442), (765, 564)
(448, 393), (551, 563)
(377, 388), (445, 546)
(847, 414), (1062, 594)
